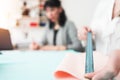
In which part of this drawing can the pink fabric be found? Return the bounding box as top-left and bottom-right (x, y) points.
(54, 52), (108, 80)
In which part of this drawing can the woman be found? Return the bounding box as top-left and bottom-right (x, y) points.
(54, 0), (120, 80)
(79, 0), (120, 55)
(79, 0), (120, 79)
(29, 0), (84, 52)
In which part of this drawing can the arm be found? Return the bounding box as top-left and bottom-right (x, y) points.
(85, 50), (120, 80)
(29, 27), (48, 50)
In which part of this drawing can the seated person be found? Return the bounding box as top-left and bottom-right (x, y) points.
(29, 0), (84, 52)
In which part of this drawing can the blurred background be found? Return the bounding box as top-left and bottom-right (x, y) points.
(0, 0), (100, 49)
(0, 0), (101, 80)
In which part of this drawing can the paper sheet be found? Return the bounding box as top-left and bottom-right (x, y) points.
(54, 52), (108, 80)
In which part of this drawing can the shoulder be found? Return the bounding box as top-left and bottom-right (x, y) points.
(65, 20), (75, 26)
(64, 20), (76, 29)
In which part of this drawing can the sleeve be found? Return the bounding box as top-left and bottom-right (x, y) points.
(66, 21), (84, 52)
(109, 21), (120, 52)
(90, 0), (105, 30)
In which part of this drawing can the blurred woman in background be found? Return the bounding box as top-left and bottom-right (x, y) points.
(29, 0), (84, 52)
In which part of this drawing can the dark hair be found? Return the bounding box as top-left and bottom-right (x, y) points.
(44, 0), (67, 29)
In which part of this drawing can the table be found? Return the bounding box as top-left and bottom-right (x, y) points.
(0, 50), (79, 80)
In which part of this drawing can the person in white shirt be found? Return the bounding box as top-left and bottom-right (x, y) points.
(78, 0), (120, 79)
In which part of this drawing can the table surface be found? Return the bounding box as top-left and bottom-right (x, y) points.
(0, 50), (79, 80)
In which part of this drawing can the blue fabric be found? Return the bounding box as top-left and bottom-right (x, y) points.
(0, 50), (78, 80)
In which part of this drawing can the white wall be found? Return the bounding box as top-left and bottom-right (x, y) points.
(62, 0), (101, 28)
(0, 0), (20, 29)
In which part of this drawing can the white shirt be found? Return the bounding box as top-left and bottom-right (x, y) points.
(90, 0), (120, 55)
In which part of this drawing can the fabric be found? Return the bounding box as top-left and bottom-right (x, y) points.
(54, 52), (108, 80)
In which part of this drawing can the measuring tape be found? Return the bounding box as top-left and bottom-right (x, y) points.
(85, 32), (94, 80)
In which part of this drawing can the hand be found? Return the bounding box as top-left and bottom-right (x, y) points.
(40, 46), (66, 51)
(58, 46), (66, 50)
(40, 46), (57, 50)
(29, 42), (40, 50)
(84, 68), (118, 80)
(78, 26), (94, 40)
(84, 50), (120, 80)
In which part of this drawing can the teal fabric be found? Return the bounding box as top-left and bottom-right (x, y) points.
(0, 50), (78, 80)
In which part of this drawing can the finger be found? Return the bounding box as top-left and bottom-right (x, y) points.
(77, 26), (89, 40)
(83, 29), (88, 35)
(92, 31), (95, 35)
(84, 72), (97, 79)
(93, 71), (115, 80)
(78, 34), (87, 40)
(87, 27), (91, 32)
(84, 26), (91, 32)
